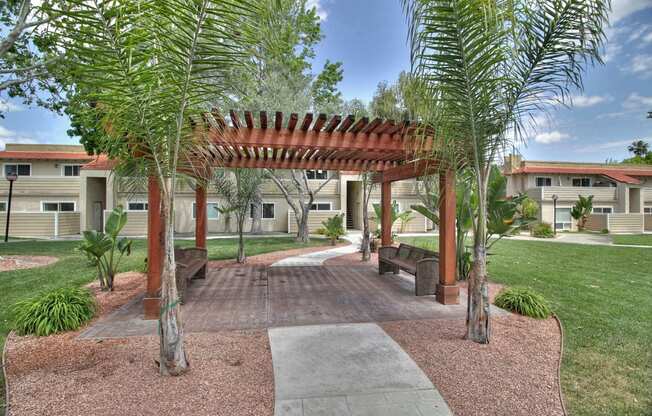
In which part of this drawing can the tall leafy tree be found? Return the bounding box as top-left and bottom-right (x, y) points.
(55, 0), (261, 374)
(627, 140), (649, 158)
(0, 0), (66, 115)
(404, 0), (608, 343)
(311, 59), (343, 113)
(213, 169), (265, 263)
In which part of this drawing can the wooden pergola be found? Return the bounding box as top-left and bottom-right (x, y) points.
(143, 111), (459, 319)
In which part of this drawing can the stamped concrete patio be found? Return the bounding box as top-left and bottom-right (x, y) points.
(81, 264), (502, 339)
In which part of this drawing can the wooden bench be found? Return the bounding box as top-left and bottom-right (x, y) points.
(378, 243), (439, 296)
(175, 246), (207, 304)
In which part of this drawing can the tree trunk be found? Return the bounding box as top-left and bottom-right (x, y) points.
(466, 173), (490, 344)
(250, 194), (262, 234)
(361, 204), (371, 261)
(158, 177), (190, 375)
(237, 216), (246, 263)
(294, 204), (311, 243)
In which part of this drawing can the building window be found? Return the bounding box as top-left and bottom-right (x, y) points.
(4, 164), (31, 177)
(250, 202), (275, 219)
(127, 202), (148, 211)
(535, 177), (552, 187)
(645, 207), (652, 214)
(192, 202), (219, 219)
(0, 202), (5, 211)
(593, 207), (613, 214)
(42, 201), (75, 212)
(555, 207), (572, 230)
(310, 202), (332, 211)
(306, 170), (328, 180)
(572, 177), (591, 187)
(63, 165), (81, 177)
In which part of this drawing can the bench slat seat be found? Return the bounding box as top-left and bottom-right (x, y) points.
(378, 243), (439, 296)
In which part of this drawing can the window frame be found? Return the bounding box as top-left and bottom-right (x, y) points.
(305, 169), (329, 180)
(192, 201), (220, 220)
(250, 202), (276, 219)
(3, 163), (32, 177)
(644, 207), (652, 214)
(535, 176), (552, 187)
(40, 201), (76, 212)
(310, 201), (332, 211)
(126, 201), (149, 212)
(593, 207), (613, 214)
(0, 202), (5, 212)
(571, 177), (591, 187)
(555, 207), (572, 230)
(62, 164), (82, 177)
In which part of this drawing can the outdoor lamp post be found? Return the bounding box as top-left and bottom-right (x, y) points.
(4, 172), (17, 242)
(551, 194), (558, 236)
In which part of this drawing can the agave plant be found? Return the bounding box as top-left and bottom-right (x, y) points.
(79, 206), (132, 291)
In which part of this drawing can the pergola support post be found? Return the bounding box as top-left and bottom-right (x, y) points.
(381, 181), (392, 246)
(195, 184), (207, 249)
(144, 176), (163, 319)
(436, 169), (460, 304)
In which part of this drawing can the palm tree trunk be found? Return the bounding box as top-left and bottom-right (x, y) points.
(237, 215), (246, 263)
(466, 173), (491, 344)
(361, 206), (371, 261)
(159, 177), (189, 376)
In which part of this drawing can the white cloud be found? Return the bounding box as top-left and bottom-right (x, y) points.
(623, 92), (652, 109)
(0, 125), (38, 149)
(627, 54), (652, 76)
(534, 130), (570, 144)
(570, 95), (611, 108)
(306, 0), (328, 21)
(0, 101), (22, 113)
(610, 0), (652, 23)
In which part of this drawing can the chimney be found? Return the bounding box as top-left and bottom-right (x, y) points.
(503, 153), (522, 174)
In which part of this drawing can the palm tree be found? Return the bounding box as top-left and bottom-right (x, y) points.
(55, 0), (261, 374)
(403, 0), (608, 343)
(628, 140), (649, 157)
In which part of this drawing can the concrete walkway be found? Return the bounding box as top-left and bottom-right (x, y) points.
(269, 323), (452, 416)
(271, 233), (361, 267)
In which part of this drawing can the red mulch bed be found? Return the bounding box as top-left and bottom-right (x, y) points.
(6, 272), (274, 416)
(0, 255), (58, 272)
(382, 316), (563, 416)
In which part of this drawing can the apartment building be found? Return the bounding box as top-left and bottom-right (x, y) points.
(0, 143), (432, 238)
(504, 154), (652, 233)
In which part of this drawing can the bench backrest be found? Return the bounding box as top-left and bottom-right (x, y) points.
(175, 247), (207, 263)
(395, 243), (438, 264)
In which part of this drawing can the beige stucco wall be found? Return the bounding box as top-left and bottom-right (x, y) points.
(287, 210), (343, 234)
(608, 213), (644, 234)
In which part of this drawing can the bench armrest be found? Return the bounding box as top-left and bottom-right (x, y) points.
(416, 257), (439, 277)
(176, 261), (188, 268)
(379, 246), (398, 260)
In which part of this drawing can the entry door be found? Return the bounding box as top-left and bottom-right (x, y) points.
(92, 201), (104, 231)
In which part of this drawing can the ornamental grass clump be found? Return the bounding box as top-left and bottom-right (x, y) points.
(494, 287), (551, 319)
(13, 287), (96, 336)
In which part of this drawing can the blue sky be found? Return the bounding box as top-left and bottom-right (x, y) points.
(1, 0), (651, 164)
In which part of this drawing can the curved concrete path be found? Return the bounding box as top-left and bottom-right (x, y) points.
(269, 323), (452, 416)
(271, 234), (361, 267)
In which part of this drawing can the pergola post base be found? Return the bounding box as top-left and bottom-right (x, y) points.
(143, 297), (160, 320)
(436, 284), (460, 305)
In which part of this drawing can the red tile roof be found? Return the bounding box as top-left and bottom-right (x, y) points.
(0, 150), (94, 161)
(510, 165), (652, 185)
(82, 154), (116, 170)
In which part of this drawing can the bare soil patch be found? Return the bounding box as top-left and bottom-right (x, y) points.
(6, 272), (274, 416)
(381, 315), (563, 416)
(0, 255), (58, 272)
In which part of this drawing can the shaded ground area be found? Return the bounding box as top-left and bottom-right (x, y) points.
(80, 264), (506, 339)
(382, 316), (563, 416)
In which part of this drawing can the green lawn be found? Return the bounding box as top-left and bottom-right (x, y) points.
(611, 234), (652, 247)
(401, 236), (652, 416)
(0, 236), (329, 412)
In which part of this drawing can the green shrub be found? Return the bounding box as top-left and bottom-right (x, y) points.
(600, 228), (609, 234)
(494, 287), (552, 319)
(321, 213), (346, 245)
(13, 287), (96, 336)
(530, 222), (554, 238)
